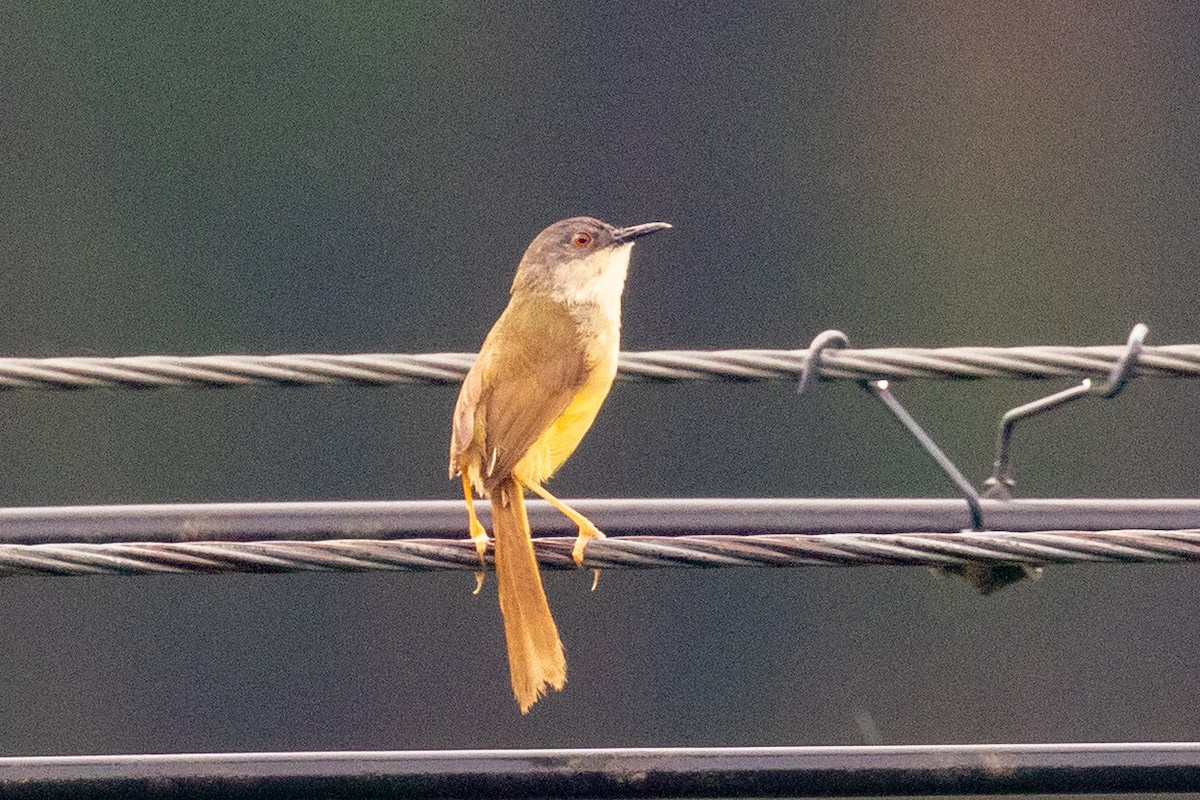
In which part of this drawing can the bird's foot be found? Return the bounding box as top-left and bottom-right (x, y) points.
(571, 522), (606, 567)
(469, 521), (489, 562)
(469, 521), (489, 594)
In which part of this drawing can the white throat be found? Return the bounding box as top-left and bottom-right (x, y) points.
(552, 243), (633, 319)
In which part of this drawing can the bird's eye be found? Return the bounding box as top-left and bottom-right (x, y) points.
(571, 231), (594, 248)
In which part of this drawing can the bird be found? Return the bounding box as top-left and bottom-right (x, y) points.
(449, 215), (671, 712)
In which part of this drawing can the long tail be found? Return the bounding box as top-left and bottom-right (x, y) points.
(491, 478), (567, 713)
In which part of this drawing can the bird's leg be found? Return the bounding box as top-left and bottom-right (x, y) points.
(462, 473), (489, 593)
(461, 473), (490, 554)
(522, 481), (605, 566)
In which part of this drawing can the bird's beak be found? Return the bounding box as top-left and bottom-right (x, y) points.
(612, 221), (672, 243)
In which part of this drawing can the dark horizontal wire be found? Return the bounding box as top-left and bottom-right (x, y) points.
(0, 345), (1198, 389)
(1, 498), (1200, 576)
(3, 530), (1200, 576)
(5, 498), (1200, 544)
(3, 743), (1199, 798)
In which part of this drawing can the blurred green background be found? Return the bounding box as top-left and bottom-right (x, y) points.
(1, 1), (1199, 754)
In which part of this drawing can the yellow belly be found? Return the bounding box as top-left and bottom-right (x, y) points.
(512, 363), (615, 485)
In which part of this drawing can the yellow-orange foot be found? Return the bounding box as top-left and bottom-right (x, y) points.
(469, 521), (489, 560)
(571, 522), (606, 566)
(469, 521), (489, 594)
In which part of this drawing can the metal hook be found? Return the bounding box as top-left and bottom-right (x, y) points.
(864, 380), (984, 531)
(797, 329), (849, 395)
(983, 323), (1149, 499)
(1092, 322), (1148, 399)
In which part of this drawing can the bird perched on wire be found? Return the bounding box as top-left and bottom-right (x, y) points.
(449, 216), (671, 713)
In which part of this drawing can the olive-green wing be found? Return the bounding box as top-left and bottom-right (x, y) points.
(476, 297), (590, 485)
(449, 354), (485, 477)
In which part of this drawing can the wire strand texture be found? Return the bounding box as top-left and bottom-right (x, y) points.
(4, 531), (1200, 578)
(1, 344), (1200, 389)
(1, 499), (1199, 578)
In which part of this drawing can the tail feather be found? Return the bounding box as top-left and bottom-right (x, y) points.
(491, 479), (567, 713)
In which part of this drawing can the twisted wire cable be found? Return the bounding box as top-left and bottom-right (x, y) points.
(2, 530), (1199, 577)
(1, 345), (1199, 390)
(1, 498), (1200, 577)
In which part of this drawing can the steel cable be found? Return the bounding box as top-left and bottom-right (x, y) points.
(0, 500), (1196, 576)
(0, 345), (1199, 390)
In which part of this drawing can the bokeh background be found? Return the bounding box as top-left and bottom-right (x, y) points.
(2, 0), (1199, 757)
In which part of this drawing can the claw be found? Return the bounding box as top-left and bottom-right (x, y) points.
(571, 523), (606, 567)
(469, 523), (489, 564)
(472, 571), (485, 595)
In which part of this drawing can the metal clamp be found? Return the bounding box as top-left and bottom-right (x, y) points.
(798, 325), (1151, 594)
